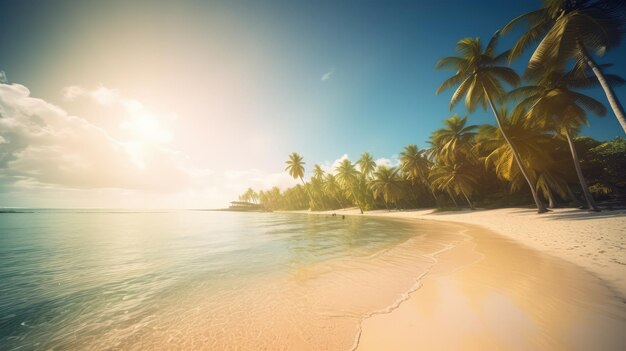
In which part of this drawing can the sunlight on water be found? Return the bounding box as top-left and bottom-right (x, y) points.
(0, 210), (460, 350)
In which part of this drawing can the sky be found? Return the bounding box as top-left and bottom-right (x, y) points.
(0, 0), (625, 208)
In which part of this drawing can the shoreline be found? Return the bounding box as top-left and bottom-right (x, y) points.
(287, 208), (626, 350)
(287, 207), (626, 297)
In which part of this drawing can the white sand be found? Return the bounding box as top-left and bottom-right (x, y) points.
(291, 207), (626, 297)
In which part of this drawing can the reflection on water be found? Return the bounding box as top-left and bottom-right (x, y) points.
(0, 210), (445, 350)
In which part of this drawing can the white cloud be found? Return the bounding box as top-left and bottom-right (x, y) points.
(0, 71), (7, 83)
(64, 85), (173, 144)
(374, 156), (400, 169)
(321, 69), (334, 82)
(319, 153), (349, 174)
(0, 82), (295, 208)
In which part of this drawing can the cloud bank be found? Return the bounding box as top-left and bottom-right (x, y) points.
(0, 83), (296, 208)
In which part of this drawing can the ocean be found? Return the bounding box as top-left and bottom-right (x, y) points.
(0, 210), (462, 350)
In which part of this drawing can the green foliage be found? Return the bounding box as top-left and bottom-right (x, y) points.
(582, 137), (626, 194)
(248, 2), (626, 212)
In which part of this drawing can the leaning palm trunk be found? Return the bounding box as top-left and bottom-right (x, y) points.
(300, 178), (317, 210)
(566, 184), (582, 207)
(448, 192), (460, 208)
(582, 50), (626, 134)
(564, 129), (599, 211)
(333, 193), (345, 209)
(349, 185), (364, 214)
(546, 188), (556, 209)
(485, 89), (548, 213)
(460, 190), (474, 210)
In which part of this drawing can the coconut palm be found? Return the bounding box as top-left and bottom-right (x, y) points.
(285, 152), (305, 182)
(357, 152), (377, 178)
(399, 144), (437, 202)
(501, 0), (626, 133)
(507, 68), (617, 210)
(285, 152), (315, 208)
(324, 173), (345, 208)
(312, 164), (325, 180)
(436, 34), (549, 213)
(370, 166), (404, 210)
(429, 161), (478, 210)
(430, 114), (478, 163)
(239, 187), (258, 203)
(400, 145), (430, 184)
(335, 158), (365, 214)
(475, 108), (562, 207)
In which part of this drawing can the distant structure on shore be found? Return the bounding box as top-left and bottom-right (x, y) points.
(227, 201), (265, 212)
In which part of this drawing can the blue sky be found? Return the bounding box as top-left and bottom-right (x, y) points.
(0, 0), (624, 207)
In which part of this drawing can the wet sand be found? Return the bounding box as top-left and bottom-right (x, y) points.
(356, 223), (626, 351)
(289, 210), (626, 350)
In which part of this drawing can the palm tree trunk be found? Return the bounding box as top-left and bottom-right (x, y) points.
(460, 190), (474, 210)
(564, 129), (599, 211)
(334, 193), (345, 209)
(485, 88), (548, 213)
(428, 185), (440, 206)
(300, 177), (317, 210)
(546, 188), (556, 209)
(449, 193), (460, 208)
(583, 51), (626, 134)
(410, 190), (420, 208)
(566, 184), (582, 207)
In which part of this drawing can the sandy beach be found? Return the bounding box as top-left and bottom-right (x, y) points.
(290, 207), (626, 350)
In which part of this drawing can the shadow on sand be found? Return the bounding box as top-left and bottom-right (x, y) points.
(397, 207), (626, 221)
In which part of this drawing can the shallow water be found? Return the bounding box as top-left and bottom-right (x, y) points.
(0, 210), (458, 350)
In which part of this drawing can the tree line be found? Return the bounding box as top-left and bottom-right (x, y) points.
(241, 0), (626, 214)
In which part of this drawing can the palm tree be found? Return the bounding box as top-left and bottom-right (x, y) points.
(399, 144), (436, 202)
(357, 152), (377, 178)
(285, 152), (314, 208)
(430, 115), (478, 163)
(312, 164), (325, 180)
(508, 68), (615, 210)
(501, 0), (626, 133)
(285, 152), (305, 182)
(475, 108), (560, 207)
(370, 166), (404, 210)
(335, 158), (365, 214)
(429, 162), (478, 210)
(239, 187), (258, 203)
(324, 173), (345, 208)
(436, 34), (549, 213)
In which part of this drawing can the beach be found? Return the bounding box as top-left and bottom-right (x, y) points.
(1, 209), (624, 350)
(291, 207), (626, 350)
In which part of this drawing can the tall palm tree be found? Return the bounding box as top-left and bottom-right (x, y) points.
(335, 159), (365, 214)
(285, 152), (306, 182)
(357, 152), (377, 208)
(370, 166), (404, 210)
(324, 173), (345, 208)
(357, 152), (377, 179)
(399, 144), (436, 202)
(502, 0), (626, 133)
(312, 164), (325, 180)
(436, 34), (549, 213)
(475, 108), (560, 207)
(285, 152), (314, 208)
(430, 115), (478, 163)
(508, 68), (615, 210)
(429, 162), (478, 210)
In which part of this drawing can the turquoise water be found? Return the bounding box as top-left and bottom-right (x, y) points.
(0, 210), (425, 350)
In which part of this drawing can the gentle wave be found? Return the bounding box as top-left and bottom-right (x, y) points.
(0, 211), (465, 350)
